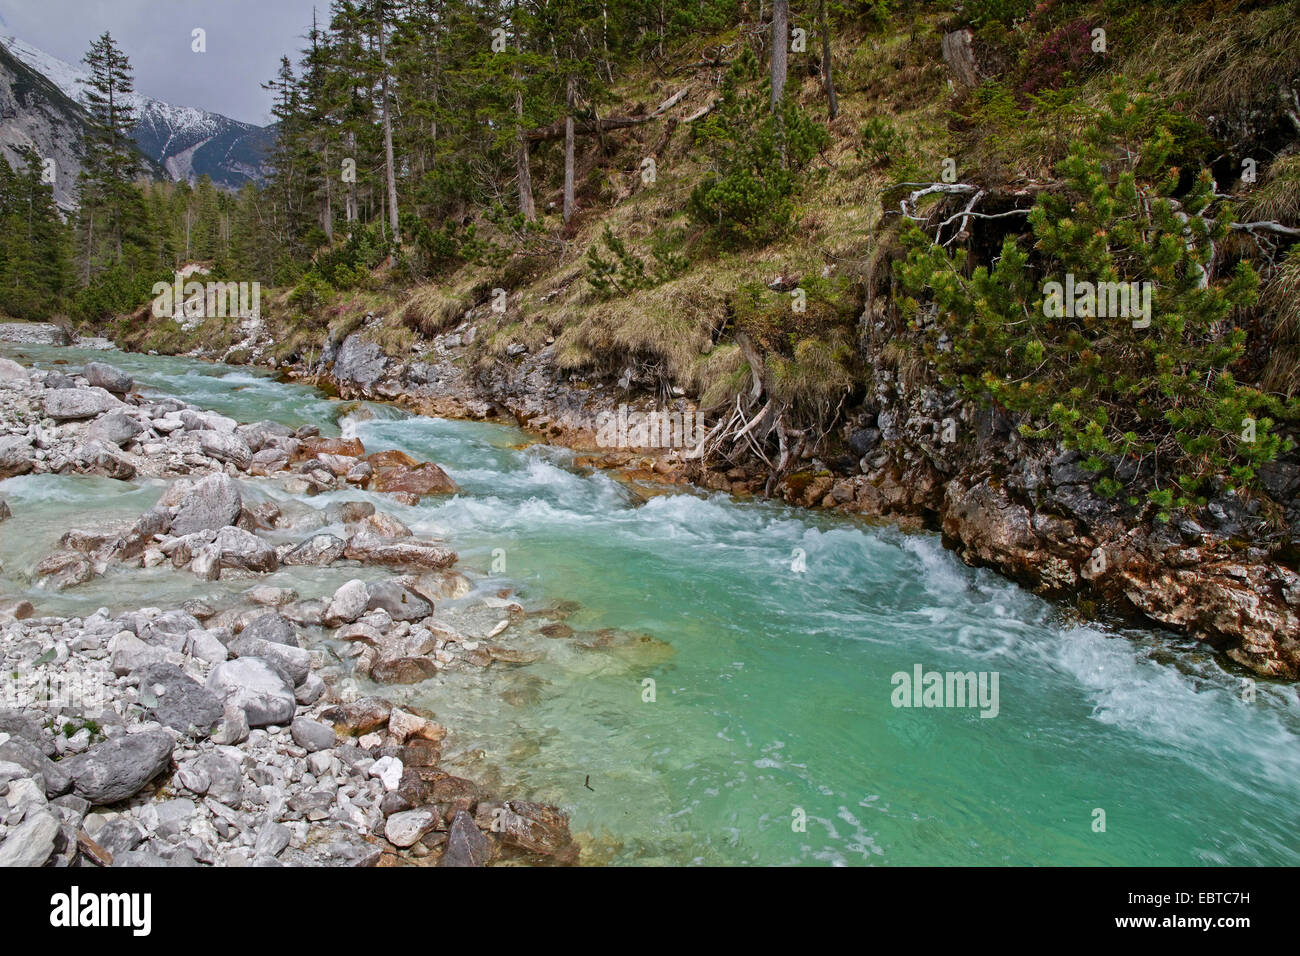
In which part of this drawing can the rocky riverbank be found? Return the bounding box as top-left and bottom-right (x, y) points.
(0, 352), (582, 867)
(214, 312), (1300, 682)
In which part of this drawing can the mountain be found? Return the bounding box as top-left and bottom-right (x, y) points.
(0, 33), (272, 194)
(0, 40), (95, 211)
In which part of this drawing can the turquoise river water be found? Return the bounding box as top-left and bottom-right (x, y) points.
(2, 344), (1298, 866)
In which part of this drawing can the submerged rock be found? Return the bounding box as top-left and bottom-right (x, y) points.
(490, 800), (577, 862)
(34, 549), (95, 590)
(320, 697), (391, 737)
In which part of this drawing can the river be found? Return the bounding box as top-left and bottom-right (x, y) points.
(2, 343), (1298, 866)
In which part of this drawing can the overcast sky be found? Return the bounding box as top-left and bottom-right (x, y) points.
(0, 0), (324, 125)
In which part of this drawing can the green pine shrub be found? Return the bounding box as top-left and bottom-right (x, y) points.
(896, 84), (1297, 515)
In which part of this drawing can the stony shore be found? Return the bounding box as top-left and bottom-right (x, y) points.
(0, 350), (581, 867)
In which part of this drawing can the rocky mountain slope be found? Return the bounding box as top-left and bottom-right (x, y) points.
(0, 41), (93, 211)
(0, 33), (271, 195)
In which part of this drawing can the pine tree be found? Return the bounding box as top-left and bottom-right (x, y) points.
(78, 31), (138, 275)
(0, 153), (71, 318)
(896, 86), (1296, 510)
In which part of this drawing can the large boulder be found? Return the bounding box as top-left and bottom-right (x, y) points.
(440, 810), (493, 867)
(344, 532), (456, 570)
(82, 362), (133, 395)
(0, 737), (71, 796)
(325, 579), (370, 625)
(196, 430), (252, 469)
(0, 709), (55, 755)
(212, 526), (278, 573)
(0, 435), (34, 478)
(61, 730), (174, 804)
(237, 420), (293, 452)
(43, 386), (122, 420)
(87, 410), (144, 447)
(289, 717), (337, 753)
(366, 581), (433, 621)
(227, 634), (311, 686)
(191, 751), (242, 806)
(169, 473), (243, 535)
(0, 356), (29, 384)
(282, 533), (347, 567)
(238, 611), (299, 647)
(249, 447), (290, 476)
(134, 663), (223, 737)
(369, 462), (459, 497)
(0, 809), (60, 866)
(109, 632), (171, 676)
(384, 808), (437, 848)
(205, 658), (297, 727)
(77, 439), (136, 480)
(332, 334), (390, 389)
(179, 409), (238, 434)
(135, 609), (204, 649)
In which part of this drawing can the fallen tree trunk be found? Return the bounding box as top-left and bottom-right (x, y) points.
(526, 87), (689, 142)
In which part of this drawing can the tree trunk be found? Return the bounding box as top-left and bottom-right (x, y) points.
(563, 74), (577, 223)
(515, 86), (536, 221)
(346, 131), (357, 226)
(771, 0), (789, 110)
(322, 141), (333, 242)
(941, 29), (980, 88)
(818, 0), (837, 119)
(377, 3), (400, 241)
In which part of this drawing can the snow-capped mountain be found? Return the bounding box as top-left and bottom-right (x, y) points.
(0, 33), (271, 192)
(0, 40), (99, 211)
